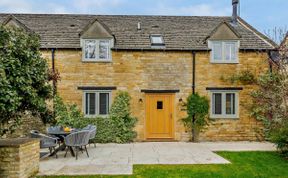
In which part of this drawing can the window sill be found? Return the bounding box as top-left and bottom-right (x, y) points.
(84, 115), (109, 118)
(210, 61), (239, 64)
(82, 60), (112, 63)
(209, 116), (239, 120)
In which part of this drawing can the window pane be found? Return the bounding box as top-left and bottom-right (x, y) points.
(85, 93), (89, 115)
(151, 36), (163, 44)
(86, 93), (96, 115)
(213, 42), (222, 60)
(225, 42), (236, 61)
(226, 93), (235, 114)
(99, 93), (109, 115)
(212, 93), (222, 115)
(85, 40), (96, 59)
(99, 40), (109, 59)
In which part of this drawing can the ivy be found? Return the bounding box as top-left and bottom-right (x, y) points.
(221, 70), (256, 85)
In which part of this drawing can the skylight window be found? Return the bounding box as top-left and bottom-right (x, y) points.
(150, 35), (164, 45)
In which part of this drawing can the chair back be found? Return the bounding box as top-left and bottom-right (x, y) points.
(89, 127), (97, 140)
(30, 130), (57, 148)
(64, 130), (90, 147)
(82, 125), (93, 130)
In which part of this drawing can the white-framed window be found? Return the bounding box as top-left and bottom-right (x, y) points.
(82, 39), (112, 62)
(210, 91), (239, 119)
(83, 91), (111, 117)
(209, 41), (239, 63)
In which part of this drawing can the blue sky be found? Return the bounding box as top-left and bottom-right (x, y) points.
(0, 0), (287, 34)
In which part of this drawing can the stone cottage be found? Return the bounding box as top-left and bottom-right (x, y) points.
(0, 1), (277, 141)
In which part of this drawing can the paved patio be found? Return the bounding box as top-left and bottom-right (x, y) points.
(39, 142), (276, 176)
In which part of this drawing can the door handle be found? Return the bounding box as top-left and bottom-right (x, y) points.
(170, 113), (173, 119)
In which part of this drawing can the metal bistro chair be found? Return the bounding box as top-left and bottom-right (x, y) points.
(64, 130), (90, 160)
(47, 126), (64, 146)
(30, 130), (58, 158)
(82, 125), (97, 147)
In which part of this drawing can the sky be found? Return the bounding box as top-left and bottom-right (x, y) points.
(0, 0), (287, 37)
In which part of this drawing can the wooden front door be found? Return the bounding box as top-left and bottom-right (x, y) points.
(145, 94), (174, 139)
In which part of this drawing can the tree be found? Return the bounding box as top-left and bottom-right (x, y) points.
(0, 26), (53, 136)
(250, 39), (288, 157)
(181, 93), (209, 142)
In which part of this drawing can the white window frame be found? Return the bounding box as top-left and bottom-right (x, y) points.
(210, 90), (239, 119)
(81, 39), (113, 62)
(83, 90), (112, 117)
(150, 34), (164, 45)
(208, 40), (240, 64)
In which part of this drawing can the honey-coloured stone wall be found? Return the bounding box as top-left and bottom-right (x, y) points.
(42, 49), (269, 141)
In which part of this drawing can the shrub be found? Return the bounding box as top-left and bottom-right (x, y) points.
(54, 95), (85, 129)
(54, 91), (137, 143)
(251, 71), (288, 156)
(109, 91), (137, 143)
(181, 93), (209, 142)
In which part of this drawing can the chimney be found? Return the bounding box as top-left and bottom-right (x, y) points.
(137, 22), (141, 30)
(232, 0), (239, 25)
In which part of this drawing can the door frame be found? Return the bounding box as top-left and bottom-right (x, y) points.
(144, 93), (175, 140)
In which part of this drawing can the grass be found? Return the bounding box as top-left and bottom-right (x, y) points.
(40, 151), (288, 178)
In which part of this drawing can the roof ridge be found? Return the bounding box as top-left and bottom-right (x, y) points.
(0, 13), (231, 18)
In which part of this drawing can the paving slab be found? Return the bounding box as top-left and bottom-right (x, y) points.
(39, 141), (276, 176)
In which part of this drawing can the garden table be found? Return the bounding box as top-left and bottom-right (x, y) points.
(47, 130), (75, 157)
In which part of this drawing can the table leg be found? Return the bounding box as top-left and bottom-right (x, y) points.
(69, 146), (75, 157)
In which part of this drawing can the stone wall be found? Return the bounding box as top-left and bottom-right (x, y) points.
(42, 49), (268, 141)
(0, 138), (40, 178)
(1, 112), (46, 139)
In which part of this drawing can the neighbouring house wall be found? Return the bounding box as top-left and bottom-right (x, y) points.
(41, 49), (269, 141)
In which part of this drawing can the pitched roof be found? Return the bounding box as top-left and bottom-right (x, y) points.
(0, 13), (277, 50)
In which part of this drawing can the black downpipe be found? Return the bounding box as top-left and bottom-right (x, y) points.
(192, 51), (196, 142)
(192, 51), (196, 94)
(51, 49), (56, 119)
(52, 48), (56, 95)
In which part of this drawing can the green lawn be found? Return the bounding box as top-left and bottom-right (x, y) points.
(40, 152), (288, 178)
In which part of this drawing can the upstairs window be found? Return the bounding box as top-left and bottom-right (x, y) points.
(210, 91), (239, 119)
(82, 39), (112, 62)
(210, 41), (239, 63)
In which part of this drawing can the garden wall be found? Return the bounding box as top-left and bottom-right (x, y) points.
(0, 138), (40, 178)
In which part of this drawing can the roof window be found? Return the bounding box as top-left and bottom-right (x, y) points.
(150, 35), (165, 48)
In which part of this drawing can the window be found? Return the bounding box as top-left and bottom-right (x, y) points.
(82, 39), (112, 61)
(83, 91), (111, 117)
(210, 91), (239, 118)
(209, 41), (239, 63)
(150, 35), (164, 45)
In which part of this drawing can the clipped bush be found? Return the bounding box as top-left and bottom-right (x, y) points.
(181, 93), (209, 142)
(54, 91), (137, 143)
(109, 91), (137, 143)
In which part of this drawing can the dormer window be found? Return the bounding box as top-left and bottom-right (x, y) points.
(82, 39), (112, 62)
(209, 41), (239, 63)
(150, 35), (165, 48)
